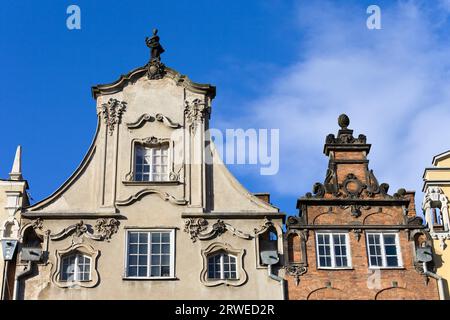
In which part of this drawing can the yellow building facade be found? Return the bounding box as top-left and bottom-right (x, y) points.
(423, 150), (450, 299)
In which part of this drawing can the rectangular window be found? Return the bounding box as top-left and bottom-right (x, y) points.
(135, 145), (169, 182)
(126, 229), (175, 279)
(366, 233), (402, 268)
(316, 232), (351, 269)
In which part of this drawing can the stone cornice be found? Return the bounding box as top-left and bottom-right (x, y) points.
(287, 224), (425, 230)
(181, 212), (286, 222)
(296, 198), (410, 208)
(21, 211), (123, 219)
(91, 65), (216, 100)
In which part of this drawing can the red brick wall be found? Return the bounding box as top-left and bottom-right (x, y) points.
(286, 229), (439, 300)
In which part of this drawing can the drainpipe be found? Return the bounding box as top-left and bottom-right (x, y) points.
(1, 261), (8, 300)
(423, 262), (445, 300)
(268, 264), (285, 300)
(13, 261), (33, 300)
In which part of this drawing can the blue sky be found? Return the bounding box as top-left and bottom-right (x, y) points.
(1, 0), (450, 216)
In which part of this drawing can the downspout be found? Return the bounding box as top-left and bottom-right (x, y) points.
(423, 261), (445, 300)
(268, 264), (286, 300)
(1, 261), (8, 300)
(13, 261), (33, 300)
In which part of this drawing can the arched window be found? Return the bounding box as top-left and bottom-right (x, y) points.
(207, 252), (237, 280)
(61, 252), (91, 282)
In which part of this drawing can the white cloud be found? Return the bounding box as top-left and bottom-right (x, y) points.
(217, 0), (450, 208)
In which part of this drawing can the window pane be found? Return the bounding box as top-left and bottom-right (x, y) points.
(138, 244), (148, 254)
(161, 255), (170, 265)
(370, 256), (381, 266)
(139, 255), (148, 265)
(139, 233), (148, 243)
(161, 266), (170, 277)
(161, 244), (170, 254)
(384, 235), (396, 245)
(138, 266), (148, 277)
(151, 244), (161, 254)
(128, 266), (138, 277)
(385, 245), (397, 256)
(150, 266), (160, 277)
(129, 244), (138, 254)
(386, 256), (399, 267)
(151, 255), (160, 265)
(128, 255), (137, 265)
(161, 233), (170, 243)
(151, 233), (161, 242)
(129, 233), (139, 243)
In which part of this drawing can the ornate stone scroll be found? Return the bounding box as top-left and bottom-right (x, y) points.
(184, 218), (253, 242)
(50, 219), (120, 242)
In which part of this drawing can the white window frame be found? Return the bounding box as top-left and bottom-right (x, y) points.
(366, 232), (403, 269)
(124, 229), (176, 279)
(60, 253), (92, 282)
(134, 144), (170, 182)
(207, 252), (238, 280)
(315, 232), (352, 269)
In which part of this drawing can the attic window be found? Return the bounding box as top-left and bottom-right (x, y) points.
(134, 144), (169, 182)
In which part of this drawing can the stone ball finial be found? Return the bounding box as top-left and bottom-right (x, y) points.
(338, 114), (350, 129)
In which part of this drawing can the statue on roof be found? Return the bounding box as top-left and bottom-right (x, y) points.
(146, 29), (165, 62)
(145, 28), (166, 80)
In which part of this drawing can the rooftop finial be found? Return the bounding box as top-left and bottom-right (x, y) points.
(145, 28), (165, 62)
(338, 114), (350, 129)
(9, 145), (22, 181)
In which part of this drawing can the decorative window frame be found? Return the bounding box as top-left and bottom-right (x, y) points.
(315, 231), (352, 270)
(366, 231), (403, 269)
(123, 228), (176, 280)
(254, 218), (284, 269)
(123, 137), (179, 184)
(52, 243), (100, 288)
(200, 242), (247, 287)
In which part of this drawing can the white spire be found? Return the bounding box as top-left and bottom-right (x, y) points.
(9, 145), (22, 181)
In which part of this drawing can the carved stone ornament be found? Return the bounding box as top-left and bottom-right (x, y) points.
(352, 229), (363, 241)
(94, 218), (120, 241)
(126, 114), (155, 130)
(155, 113), (181, 128)
(184, 218), (253, 242)
(285, 265), (308, 286)
(142, 136), (170, 147)
(286, 216), (302, 226)
(101, 98), (127, 135)
(31, 217), (44, 230)
(50, 219), (119, 242)
(147, 59), (166, 80)
(339, 204), (371, 218)
(116, 188), (187, 206)
(184, 99), (210, 131)
(253, 218), (275, 235)
(305, 167), (404, 201)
